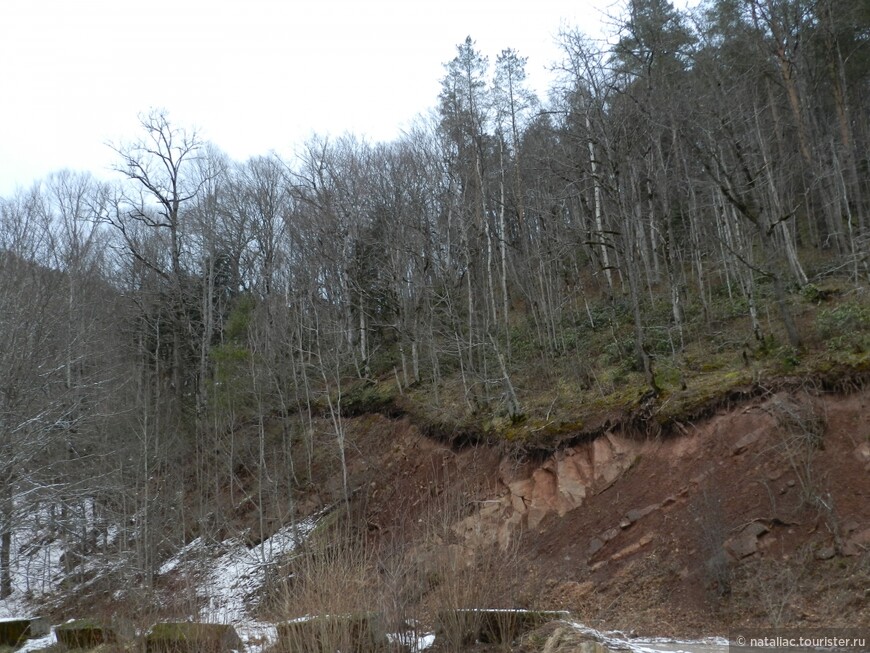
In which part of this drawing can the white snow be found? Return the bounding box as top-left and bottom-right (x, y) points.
(194, 519), (317, 623)
(387, 630), (436, 652)
(567, 621), (729, 653)
(154, 517), (319, 653)
(158, 537), (205, 576)
(0, 502), (66, 618)
(15, 631), (56, 653)
(0, 494), (126, 619)
(1, 506), (727, 653)
(0, 596), (30, 620)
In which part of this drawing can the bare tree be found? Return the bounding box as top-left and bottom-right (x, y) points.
(108, 109), (214, 406)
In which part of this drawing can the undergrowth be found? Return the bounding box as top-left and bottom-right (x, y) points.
(386, 277), (870, 447)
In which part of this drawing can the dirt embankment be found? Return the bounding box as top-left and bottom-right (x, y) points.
(335, 385), (870, 636)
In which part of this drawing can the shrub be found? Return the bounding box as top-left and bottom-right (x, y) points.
(815, 301), (870, 352)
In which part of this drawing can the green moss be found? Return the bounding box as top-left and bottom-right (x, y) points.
(55, 620), (115, 650)
(656, 369), (751, 419)
(145, 623), (242, 653)
(358, 281), (869, 450)
(340, 380), (398, 417)
(499, 417), (587, 444)
(0, 619), (49, 647)
(276, 614), (387, 653)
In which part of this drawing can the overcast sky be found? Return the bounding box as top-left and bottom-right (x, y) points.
(0, 0), (657, 197)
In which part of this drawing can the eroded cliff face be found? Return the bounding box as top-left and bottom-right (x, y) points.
(452, 390), (867, 550)
(348, 386), (869, 634)
(449, 432), (643, 551)
(35, 385), (869, 637)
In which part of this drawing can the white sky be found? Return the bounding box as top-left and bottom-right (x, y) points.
(0, 0), (641, 197)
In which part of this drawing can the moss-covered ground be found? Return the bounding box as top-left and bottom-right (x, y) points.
(338, 276), (869, 449)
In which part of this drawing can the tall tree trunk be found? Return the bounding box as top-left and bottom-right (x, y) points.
(587, 113), (613, 292)
(0, 493), (11, 599)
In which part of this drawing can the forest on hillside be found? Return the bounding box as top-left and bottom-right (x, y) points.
(1, 0), (869, 601)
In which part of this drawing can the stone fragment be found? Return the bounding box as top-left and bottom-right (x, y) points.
(0, 618), (49, 647)
(725, 532), (758, 559)
(814, 546), (836, 560)
(625, 504), (659, 524)
(277, 615), (386, 653)
(610, 533), (654, 561)
(743, 521), (770, 538)
(601, 527), (620, 542)
(56, 620), (116, 649)
(146, 623), (243, 653)
(437, 609), (570, 648)
(542, 627), (618, 653)
(733, 428), (765, 455)
(588, 537), (605, 556)
(842, 527), (870, 557)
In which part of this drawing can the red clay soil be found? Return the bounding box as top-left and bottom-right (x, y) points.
(338, 387), (870, 637)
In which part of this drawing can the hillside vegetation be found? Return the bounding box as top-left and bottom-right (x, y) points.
(0, 0), (868, 637)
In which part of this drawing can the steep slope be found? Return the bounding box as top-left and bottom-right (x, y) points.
(337, 385), (870, 636)
(1, 383), (866, 643)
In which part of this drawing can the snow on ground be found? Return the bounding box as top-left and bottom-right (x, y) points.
(0, 594), (31, 620)
(0, 502), (67, 618)
(568, 621), (729, 653)
(189, 519), (317, 623)
(156, 517), (320, 652)
(1, 505), (725, 653)
(15, 632), (56, 653)
(387, 630), (436, 652)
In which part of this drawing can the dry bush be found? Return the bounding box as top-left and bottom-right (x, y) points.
(277, 516), (377, 600)
(410, 485), (528, 651)
(746, 548), (811, 627)
(271, 510), (420, 652)
(765, 395), (841, 543)
(268, 466), (530, 652)
(690, 482), (731, 601)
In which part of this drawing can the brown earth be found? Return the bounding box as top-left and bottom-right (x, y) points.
(324, 385), (870, 637)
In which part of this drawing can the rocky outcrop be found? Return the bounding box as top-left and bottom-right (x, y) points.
(507, 433), (641, 529)
(724, 521), (770, 560)
(450, 432), (643, 549)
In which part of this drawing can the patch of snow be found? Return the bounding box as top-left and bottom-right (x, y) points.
(0, 596), (30, 619)
(235, 622), (278, 653)
(158, 537), (204, 575)
(387, 631), (436, 652)
(197, 518), (318, 624)
(0, 501), (65, 617)
(283, 614), (317, 624)
(15, 631), (56, 653)
(153, 516), (319, 652)
(567, 621), (729, 653)
(0, 494), (126, 617)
